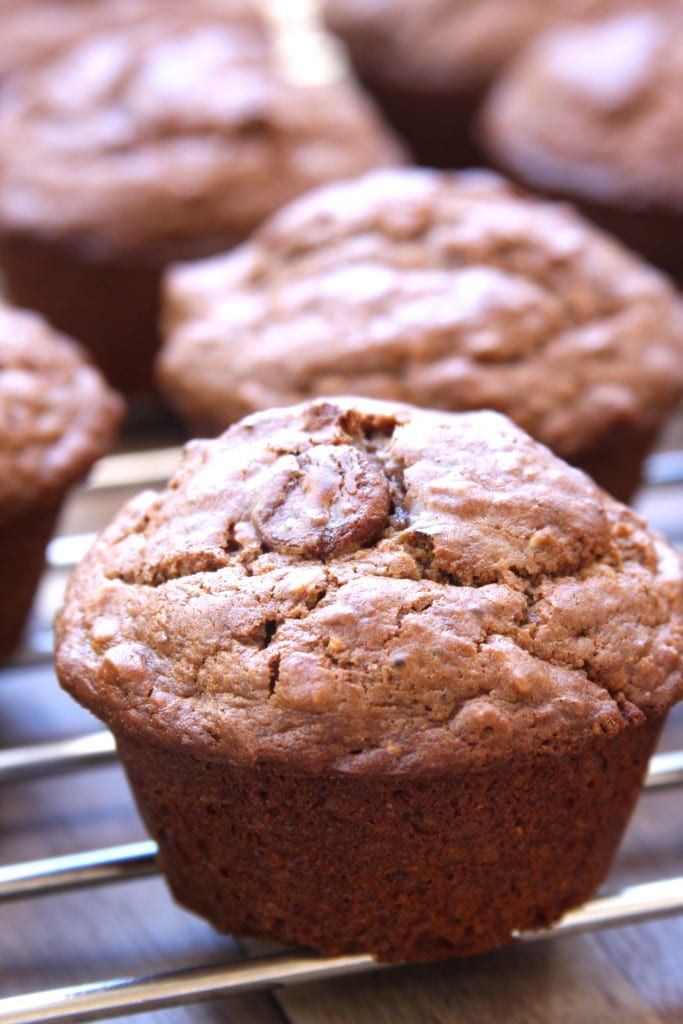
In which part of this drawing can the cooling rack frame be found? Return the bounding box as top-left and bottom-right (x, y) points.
(1, 439), (682, 1024)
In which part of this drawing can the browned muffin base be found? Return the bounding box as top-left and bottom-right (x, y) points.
(572, 198), (683, 286)
(117, 717), (662, 963)
(0, 232), (241, 403)
(0, 499), (61, 658)
(349, 71), (485, 169)
(569, 420), (661, 504)
(0, 234), (161, 399)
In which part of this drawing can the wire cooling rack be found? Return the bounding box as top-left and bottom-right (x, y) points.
(0, 439), (682, 1024)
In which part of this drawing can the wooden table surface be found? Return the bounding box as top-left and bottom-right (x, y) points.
(0, 408), (682, 1024)
(1, 4), (682, 1020)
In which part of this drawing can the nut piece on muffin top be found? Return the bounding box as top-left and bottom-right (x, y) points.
(159, 167), (683, 501)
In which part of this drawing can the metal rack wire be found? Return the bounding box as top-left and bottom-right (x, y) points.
(1, 443), (682, 1024)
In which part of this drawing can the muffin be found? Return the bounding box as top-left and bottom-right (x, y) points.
(0, 11), (403, 402)
(55, 396), (683, 962)
(481, 7), (683, 281)
(0, 301), (123, 657)
(0, 0), (264, 84)
(159, 167), (683, 503)
(322, 0), (651, 168)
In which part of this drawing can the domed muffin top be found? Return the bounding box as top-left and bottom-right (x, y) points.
(482, 8), (683, 208)
(324, 0), (653, 92)
(160, 168), (683, 459)
(0, 12), (402, 255)
(0, 301), (123, 522)
(56, 397), (683, 774)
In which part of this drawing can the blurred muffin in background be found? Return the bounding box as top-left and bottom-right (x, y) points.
(0, 300), (123, 658)
(159, 167), (683, 502)
(0, 5), (403, 405)
(0, 0), (264, 82)
(482, 7), (683, 282)
(323, 0), (668, 169)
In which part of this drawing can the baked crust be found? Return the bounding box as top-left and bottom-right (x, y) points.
(116, 720), (663, 961)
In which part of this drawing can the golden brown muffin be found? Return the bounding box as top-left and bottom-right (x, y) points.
(159, 168), (683, 502)
(323, 0), (657, 167)
(0, 8), (403, 400)
(0, 300), (123, 657)
(55, 396), (683, 961)
(481, 7), (683, 280)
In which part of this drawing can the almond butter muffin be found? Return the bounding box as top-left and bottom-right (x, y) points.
(159, 168), (683, 502)
(482, 8), (683, 281)
(55, 396), (683, 962)
(323, 0), (654, 168)
(0, 301), (123, 657)
(0, 11), (402, 401)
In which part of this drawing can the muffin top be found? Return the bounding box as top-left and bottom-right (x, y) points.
(56, 397), (683, 775)
(0, 301), (123, 523)
(0, 13), (402, 257)
(0, 0), (264, 82)
(159, 168), (683, 460)
(482, 8), (683, 210)
(323, 0), (650, 93)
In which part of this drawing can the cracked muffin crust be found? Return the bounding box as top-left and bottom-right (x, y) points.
(481, 8), (683, 279)
(0, 10), (402, 397)
(160, 168), (683, 501)
(55, 397), (683, 960)
(0, 300), (123, 656)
